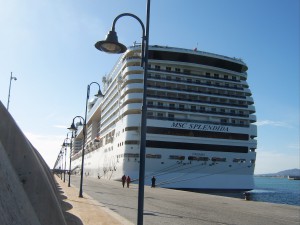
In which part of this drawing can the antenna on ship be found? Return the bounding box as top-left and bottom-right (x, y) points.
(193, 43), (198, 51)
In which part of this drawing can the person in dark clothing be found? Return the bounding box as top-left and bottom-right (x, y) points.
(122, 175), (126, 188)
(151, 176), (156, 188)
(126, 176), (131, 188)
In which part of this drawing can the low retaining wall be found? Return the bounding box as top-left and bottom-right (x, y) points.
(0, 101), (66, 225)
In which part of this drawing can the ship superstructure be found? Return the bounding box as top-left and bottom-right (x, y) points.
(71, 45), (257, 191)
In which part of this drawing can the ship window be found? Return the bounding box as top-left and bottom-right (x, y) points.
(183, 69), (191, 74)
(125, 140), (139, 145)
(166, 67), (171, 71)
(214, 73), (219, 78)
(212, 157), (226, 162)
(166, 76), (171, 80)
(125, 127), (139, 131)
(233, 158), (246, 163)
(124, 153), (139, 158)
(157, 113), (164, 117)
(224, 75), (228, 79)
(158, 102), (163, 107)
(221, 119), (227, 123)
(206, 72), (210, 76)
(191, 105), (196, 111)
(169, 103), (175, 109)
(188, 156), (210, 161)
(198, 157), (210, 161)
(169, 155), (185, 160)
(188, 156), (198, 161)
(146, 154), (162, 159)
(168, 114), (174, 119)
(155, 65), (160, 70)
(148, 101), (153, 106)
(155, 74), (161, 79)
(175, 68), (180, 72)
(179, 104), (185, 110)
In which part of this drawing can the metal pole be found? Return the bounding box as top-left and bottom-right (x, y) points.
(79, 85), (89, 198)
(137, 1), (150, 224)
(68, 133), (73, 187)
(64, 147), (67, 182)
(7, 72), (17, 111)
(61, 151), (63, 180)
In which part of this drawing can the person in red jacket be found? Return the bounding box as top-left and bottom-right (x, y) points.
(126, 176), (131, 188)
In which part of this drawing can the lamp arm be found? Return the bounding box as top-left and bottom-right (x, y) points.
(111, 13), (146, 66)
(112, 13), (145, 37)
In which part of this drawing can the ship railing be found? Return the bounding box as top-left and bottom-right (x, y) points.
(148, 68), (246, 83)
(147, 83), (246, 99)
(146, 115), (249, 128)
(147, 105), (249, 118)
(148, 45), (246, 64)
(147, 94), (248, 108)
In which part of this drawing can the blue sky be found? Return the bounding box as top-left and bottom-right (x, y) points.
(0, 0), (299, 174)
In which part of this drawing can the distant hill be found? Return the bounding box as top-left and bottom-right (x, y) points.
(256, 168), (300, 177)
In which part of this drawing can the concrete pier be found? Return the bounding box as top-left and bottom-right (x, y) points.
(60, 175), (299, 225)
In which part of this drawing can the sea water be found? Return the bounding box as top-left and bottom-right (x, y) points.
(250, 176), (300, 206)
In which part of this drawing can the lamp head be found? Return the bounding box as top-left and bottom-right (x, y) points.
(68, 122), (77, 131)
(95, 89), (104, 98)
(95, 30), (127, 54)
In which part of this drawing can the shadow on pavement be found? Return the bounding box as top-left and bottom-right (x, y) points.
(56, 181), (84, 225)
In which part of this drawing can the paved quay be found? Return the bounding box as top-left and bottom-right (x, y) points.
(55, 175), (133, 225)
(58, 175), (300, 225)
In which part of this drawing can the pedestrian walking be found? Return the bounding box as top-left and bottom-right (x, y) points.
(151, 176), (156, 188)
(126, 176), (131, 188)
(122, 175), (126, 188)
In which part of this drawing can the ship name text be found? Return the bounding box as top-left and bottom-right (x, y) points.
(170, 122), (229, 132)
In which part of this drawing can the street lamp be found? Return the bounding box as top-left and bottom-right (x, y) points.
(68, 116), (85, 197)
(62, 135), (71, 183)
(68, 131), (75, 187)
(95, 1), (150, 224)
(68, 83), (103, 198)
(7, 72), (17, 111)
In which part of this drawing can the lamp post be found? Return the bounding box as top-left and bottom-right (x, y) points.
(62, 135), (71, 183)
(60, 149), (64, 179)
(68, 116), (85, 197)
(68, 83), (103, 198)
(7, 72), (17, 111)
(68, 131), (75, 187)
(95, 1), (150, 224)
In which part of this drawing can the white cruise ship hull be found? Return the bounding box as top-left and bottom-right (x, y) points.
(67, 45), (257, 192)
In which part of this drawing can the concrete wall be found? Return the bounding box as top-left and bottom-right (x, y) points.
(0, 101), (66, 225)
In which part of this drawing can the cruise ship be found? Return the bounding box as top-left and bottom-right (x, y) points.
(70, 44), (257, 191)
